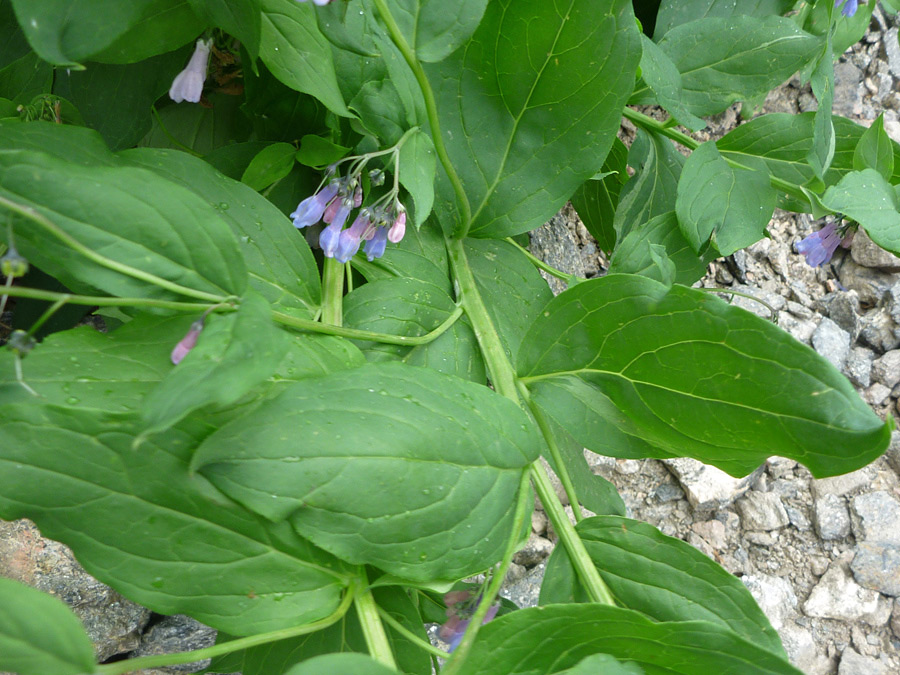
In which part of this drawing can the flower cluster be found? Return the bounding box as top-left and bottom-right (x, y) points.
(795, 222), (854, 268)
(291, 168), (407, 263)
(169, 39), (212, 104)
(834, 0), (859, 17)
(437, 590), (499, 652)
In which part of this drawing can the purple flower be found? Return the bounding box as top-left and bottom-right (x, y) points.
(290, 181), (340, 229)
(795, 222), (845, 267)
(364, 226), (388, 261)
(834, 0), (858, 17)
(335, 211), (374, 263)
(319, 199), (352, 257)
(438, 591), (499, 652)
(169, 39), (212, 104)
(171, 319), (204, 365)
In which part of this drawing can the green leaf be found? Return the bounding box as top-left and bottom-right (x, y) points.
(571, 137), (628, 253)
(0, 145), (248, 301)
(296, 135), (350, 168)
(654, 0), (795, 38)
(241, 142), (297, 191)
(429, 0), (641, 238)
(284, 653), (401, 675)
(821, 169), (900, 258)
(675, 141), (776, 256)
(609, 211), (713, 286)
(259, 0), (351, 117)
(559, 654), (644, 675)
(465, 239), (552, 368)
(0, 117), (115, 164)
(637, 34), (706, 131)
(10, 0), (205, 67)
(188, 0), (262, 65)
(351, 219), (450, 292)
(383, 0), (489, 63)
(343, 276), (485, 383)
(141, 92), (253, 156)
(0, 1), (31, 70)
(0, 577), (96, 675)
(457, 604), (802, 675)
(806, 35), (834, 181)
(192, 361), (542, 582)
(121, 146), (322, 318)
(0, 52), (52, 104)
(53, 49), (190, 150)
(572, 516), (786, 656)
(204, 140), (271, 179)
(647, 16), (819, 117)
(804, 0), (876, 55)
(853, 113), (894, 182)
(614, 128), (685, 240)
(140, 293), (290, 437)
(0, 404), (351, 635)
(398, 127), (436, 227)
(517, 275), (891, 477)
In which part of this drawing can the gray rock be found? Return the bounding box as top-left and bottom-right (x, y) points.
(729, 284), (785, 319)
(742, 573), (798, 630)
(851, 491), (900, 546)
(0, 519), (151, 661)
(531, 510), (548, 536)
(838, 258), (900, 307)
(735, 491), (790, 531)
(691, 520), (727, 551)
(811, 467), (875, 498)
(811, 317), (851, 369)
(864, 382), (893, 406)
(885, 430), (900, 477)
(530, 209), (586, 296)
(823, 290), (861, 340)
(129, 615), (216, 674)
(663, 458), (759, 510)
(781, 623), (831, 675)
(859, 307), (900, 353)
(777, 312), (818, 344)
(512, 533), (554, 567)
(851, 542), (900, 596)
(892, 598), (900, 639)
(833, 60), (863, 117)
(885, 27), (900, 79)
(851, 228), (900, 270)
(785, 505), (812, 532)
(814, 494), (851, 540)
(843, 346), (874, 388)
(838, 647), (888, 675)
(803, 559), (881, 621)
(871, 349), (900, 388)
(500, 561), (543, 609)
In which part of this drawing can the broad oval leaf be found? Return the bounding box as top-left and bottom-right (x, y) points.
(429, 0), (641, 238)
(517, 275), (891, 477)
(0, 577), (96, 675)
(380, 0), (490, 63)
(0, 404), (352, 635)
(853, 113), (894, 182)
(821, 168), (900, 257)
(654, 0), (796, 38)
(457, 604), (802, 675)
(192, 361), (542, 582)
(284, 653), (401, 675)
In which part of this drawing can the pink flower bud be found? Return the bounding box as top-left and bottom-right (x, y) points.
(171, 319), (204, 365)
(388, 210), (406, 243)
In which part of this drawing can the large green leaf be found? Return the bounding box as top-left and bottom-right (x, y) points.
(188, 0), (262, 65)
(675, 141), (776, 256)
(0, 52), (52, 104)
(121, 146), (322, 317)
(556, 516), (785, 656)
(397, 127), (436, 227)
(806, 32), (834, 181)
(558, 654), (644, 675)
(641, 16), (819, 117)
(654, 0), (796, 38)
(343, 276), (485, 383)
(0, 146), (248, 301)
(192, 362), (542, 582)
(571, 138), (628, 252)
(259, 0), (350, 116)
(141, 92), (253, 156)
(637, 34), (705, 131)
(10, 0), (205, 67)
(613, 129), (684, 240)
(379, 0), (489, 62)
(517, 275), (891, 477)
(284, 654), (401, 675)
(853, 113), (894, 183)
(0, 404), (352, 635)
(429, 0), (641, 238)
(0, 1), (31, 70)
(457, 605), (802, 675)
(0, 577), (96, 675)
(352, 219), (450, 292)
(821, 169), (900, 257)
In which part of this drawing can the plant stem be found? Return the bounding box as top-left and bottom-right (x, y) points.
(25, 298), (66, 338)
(321, 257), (344, 326)
(0, 285), (218, 312)
(622, 107), (811, 204)
(518, 382), (583, 522)
(504, 237), (585, 287)
(376, 607), (448, 659)
(369, 0), (473, 238)
(0, 195), (227, 303)
(272, 305), (463, 346)
(94, 588), (356, 675)
(445, 237), (517, 398)
(441, 470), (532, 675)
(354, 572), (398, 669)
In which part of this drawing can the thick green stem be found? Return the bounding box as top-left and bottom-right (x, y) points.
(445, 237), (517, 398)
(441, 470), (532, 675)
(0, 285), (218, 312)
(321, 257), (344, 326)
(0, 195), (227, 303)
(94, 589), (356, 675)
(369, 0), (472, 238)
(622, 107), (811, 205)
(273, 305), (463, 346)
(354, 572), (398, 669)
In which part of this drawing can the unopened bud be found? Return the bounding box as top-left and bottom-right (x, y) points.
(171, 319), (204, 365)
(1, 247), (28, 277)
(7, 330), (36, 356)
(369, 168), (385, 186)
